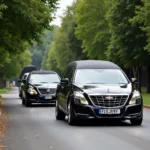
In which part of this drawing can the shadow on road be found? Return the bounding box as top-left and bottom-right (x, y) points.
(59, 118), (140, 127)
(28, 104), (55, 107)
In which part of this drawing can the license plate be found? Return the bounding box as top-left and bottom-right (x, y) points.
(99, 109), (120, 114)
(44, 95), (52, 100)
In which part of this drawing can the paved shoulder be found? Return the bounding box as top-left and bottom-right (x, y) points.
(2, 87), (150, 150)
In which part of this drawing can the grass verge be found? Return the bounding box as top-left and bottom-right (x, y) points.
(0, 88), (11, 94)
(142, 94), (150, 105)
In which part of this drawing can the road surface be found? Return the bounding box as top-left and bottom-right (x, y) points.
(1, 87), (150, 150)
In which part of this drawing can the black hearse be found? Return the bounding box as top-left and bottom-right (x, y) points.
(55, 60), (143, 125)
(21, 70), (60, 106)
(18, 65), (37, 98)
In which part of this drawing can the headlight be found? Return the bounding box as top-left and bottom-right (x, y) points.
(129, 91), (141, 105)
(27, 86), (37, 95)
(74, 92), (89, 105)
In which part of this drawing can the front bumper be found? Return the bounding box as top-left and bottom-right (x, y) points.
(26, 93), (56, 103)
(73, 103), (142, 120)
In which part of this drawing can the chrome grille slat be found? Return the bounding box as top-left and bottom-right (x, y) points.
(90, 95), (128, 107)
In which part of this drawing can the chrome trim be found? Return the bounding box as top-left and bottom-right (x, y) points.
(88, 94), (129, 108)
(37, 88), (56, 95)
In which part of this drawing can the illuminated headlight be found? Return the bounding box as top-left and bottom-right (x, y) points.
(74, 92), (89, 105)
(129, 91), (141, 105)
(27, 86), (37, 95)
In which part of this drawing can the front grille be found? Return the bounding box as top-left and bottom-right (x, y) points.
(90, 95), (128, 107)
(38, 88), (56, 94)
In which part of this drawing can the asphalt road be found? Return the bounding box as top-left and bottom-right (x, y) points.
(1, 87), (150, 150)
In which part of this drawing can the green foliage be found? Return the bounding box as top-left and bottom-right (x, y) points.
(75, 0), (112, 60)
(29, 28), (57, 69)
(0, 0), (58, 67)
(131, 0), (150, 52)
(54, 4), (86, 70)
(42, 3), (86, 72)
(31, 49), (43, 70)
(0, 0), (58, 81)
(107, 0), (150, 68)
(0, 87), (11, 94)
(45, 42), (61, 75)
(2, 50), (32, 79)
(0, 4), (7, 18)
(141, 87), (147, 94)
(142, 94), (150, 105)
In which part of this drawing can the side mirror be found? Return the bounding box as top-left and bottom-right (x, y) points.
(131, 78), (138, 84)
(22, 79), (27, 84)
(61, 78), (69, 84)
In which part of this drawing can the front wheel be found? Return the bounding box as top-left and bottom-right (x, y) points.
(130, 117), (143, 126)
(24, 96), (31, 107)
(68, 101), (77, 125)
(55, 101), (65, 120)
(22, 98), (25, 105)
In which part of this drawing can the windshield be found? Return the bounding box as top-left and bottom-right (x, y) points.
(29, 74), (60, 84)
(75, 69), (128, 84)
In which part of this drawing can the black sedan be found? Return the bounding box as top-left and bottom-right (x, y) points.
(55, 60), (143, 126)
(21, 70), (60, 107)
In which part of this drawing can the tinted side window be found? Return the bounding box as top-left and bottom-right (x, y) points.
(63, 67), (71, 79)
(63, 66), (75, 82)
(23, 75), (27, 79)
(68, 68), (74, 82)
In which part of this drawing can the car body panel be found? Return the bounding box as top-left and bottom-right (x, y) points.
(56, 60), (143, 122)
(21, 71), (60, 104)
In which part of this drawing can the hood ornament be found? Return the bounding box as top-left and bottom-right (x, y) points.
(47, 88), (51, 92)
(105, 96), (113, 100)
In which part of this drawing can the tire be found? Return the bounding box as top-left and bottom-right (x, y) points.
(22, 98), (25, 105)
(55, 101), (65, 120)
(130, 117), (143, 126)
(19, 93), (22, 99)
(24, 96), (31, 107)
(68, 101), (77, 125)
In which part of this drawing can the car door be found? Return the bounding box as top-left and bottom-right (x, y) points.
(63, 67), (75, 110)
(58, 67), (71, 110)
(59, 66), (75, 111)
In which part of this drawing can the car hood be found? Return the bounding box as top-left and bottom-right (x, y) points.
(74, 83), (132, 95)
(32, 83), (58, 89)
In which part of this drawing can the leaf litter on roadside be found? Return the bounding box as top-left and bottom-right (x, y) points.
(0, 99), (8, 150)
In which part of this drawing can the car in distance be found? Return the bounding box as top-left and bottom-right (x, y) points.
(21, 70), (60, 107)
(55, 60), (143, 125)
(18, 65), (37, 98)
(18, 73), (29, 98)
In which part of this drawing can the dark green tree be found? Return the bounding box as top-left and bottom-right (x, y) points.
(107, 0), (150, 91)
(75, 0), (112, 60)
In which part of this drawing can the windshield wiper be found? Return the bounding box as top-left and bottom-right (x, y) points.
(40, 82), (48, 83)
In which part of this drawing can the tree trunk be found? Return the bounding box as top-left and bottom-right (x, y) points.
(138, 67), (142, 93)
(147, 66), (150, 93)
(0, 72), (5, 88)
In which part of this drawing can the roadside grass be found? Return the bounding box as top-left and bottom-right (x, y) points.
(0, 88), (11, 94)
(142, 94), (150, 105)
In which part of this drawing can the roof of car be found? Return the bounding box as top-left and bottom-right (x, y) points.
(31, 70), (57, 74)
(19, 65), (37, 79)
(67, 60), (120, 69)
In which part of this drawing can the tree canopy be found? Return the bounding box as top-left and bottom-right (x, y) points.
(0, 0), (58, 87)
